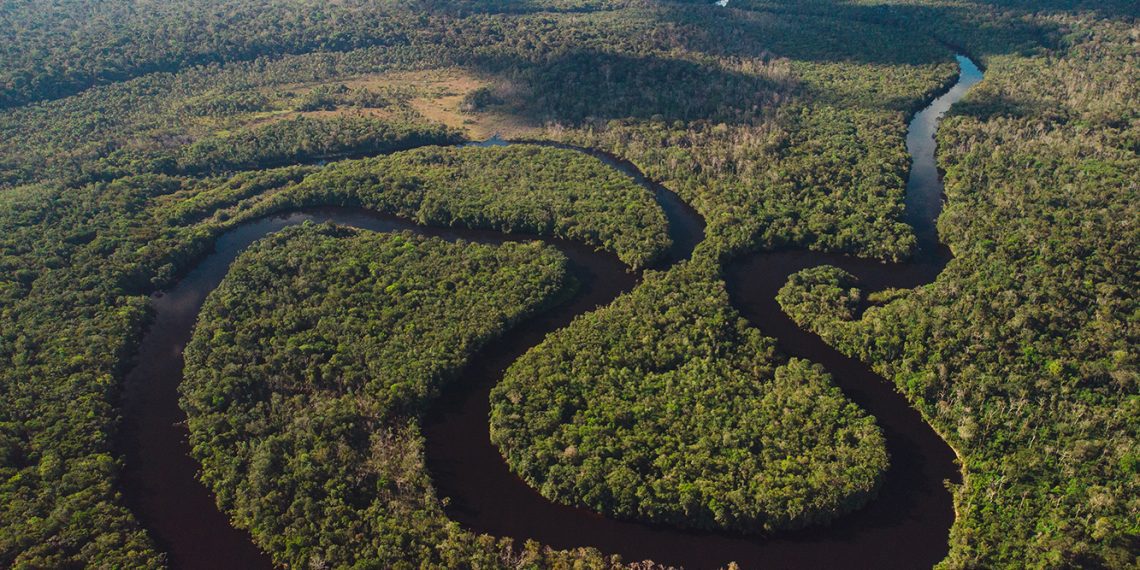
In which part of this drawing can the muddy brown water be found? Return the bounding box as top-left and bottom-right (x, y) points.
(117, 56), (981, 569)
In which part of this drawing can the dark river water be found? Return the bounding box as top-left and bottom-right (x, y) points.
(117, 56), (982, 569)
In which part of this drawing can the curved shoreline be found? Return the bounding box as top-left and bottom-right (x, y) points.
(116, 205), (644, 570)
(116, 56), (981, 569)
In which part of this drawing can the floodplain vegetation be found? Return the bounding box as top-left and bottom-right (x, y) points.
(778, 15), (1139, 566)
(0, 133), (668, 567)
(182, 224), (612, 567)
(492, 262), (887, 533)
(0, 0), (1135, 568)
(270, 145), (671, 269)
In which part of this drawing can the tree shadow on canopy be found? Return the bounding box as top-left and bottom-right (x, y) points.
(467, 49), (789, 126)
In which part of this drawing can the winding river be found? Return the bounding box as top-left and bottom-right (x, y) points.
(117, 56), (982, 569)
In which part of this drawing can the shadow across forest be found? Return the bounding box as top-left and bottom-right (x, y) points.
(467, 49), (787, 125)
(657, 1), (951, 65)
(453, 0), (1076, 127)
(965, 0), (1138, 20)
(948, 87), (1077, 124)
(0, 0), (1079, 113)
(700, 0), (1067, 59)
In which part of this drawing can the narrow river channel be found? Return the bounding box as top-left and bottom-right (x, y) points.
(117, 55), (982, 569)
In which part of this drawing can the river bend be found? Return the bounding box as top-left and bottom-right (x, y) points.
(118, 55), (982, 569)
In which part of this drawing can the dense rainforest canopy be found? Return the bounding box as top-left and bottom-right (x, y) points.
(182, 224), (586, 567)
(0, 0), (1135, 568)
(491, 261), (887, 533)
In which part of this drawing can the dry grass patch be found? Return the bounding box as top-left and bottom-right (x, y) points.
(273, 68), (541, 140)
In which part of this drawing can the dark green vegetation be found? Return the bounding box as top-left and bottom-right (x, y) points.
(150, 143), (667, 269)
(0, 0), (1136, 568)
(70, 115), (463, 186)
(553, 7), (959, 261)
(777, 14), (1139, 566)
(0, 130), (666, 566)
(492, 262), (887, 533)
(181, 224), (597, 567)
(776, 266), (863, 331)
(271, 145), (670, 269)
(175, 116), (462, 174)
